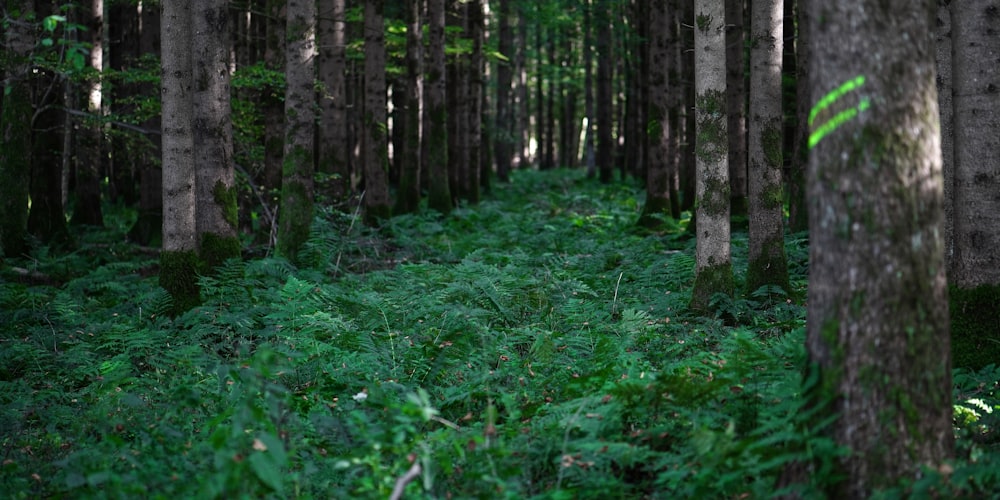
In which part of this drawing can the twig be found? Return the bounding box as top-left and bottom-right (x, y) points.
(389, 461), (422, 500)
(611, 272), (623, 317)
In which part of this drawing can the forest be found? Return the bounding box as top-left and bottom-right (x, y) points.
(1, 0), (999, 497)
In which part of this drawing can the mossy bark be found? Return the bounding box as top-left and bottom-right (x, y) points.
(805, 1), (953, 495)
(690, 0), (734, 313)
(160, 250), (201, 314)
(277, 0), (316, 262)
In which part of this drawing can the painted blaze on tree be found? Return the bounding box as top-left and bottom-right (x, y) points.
(806, 0), (952, 496)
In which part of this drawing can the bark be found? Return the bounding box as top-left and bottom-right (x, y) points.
(595, 0), (614, 183)
(466, 0), (484, 203)
(263, 0), (286, 197)
(679, 0), (697, 212)
(28, 74), (69, 247)
(786, 0), (809, 233)
(689, 0), (734, 312)
(745, 0), (789, 294)
(1, 1), (33, 257)
(936, 1), (954, 273)
(277, 0), (317, 261)
(494, 0), (514, 183)
(949, 0), (1000, 288)
(425, 0), (452, 213)
(394, 0), (423, 214)
(192, 0), (240, 268)
(725, 0), (747, 215)
(160, 0), (199, 311)
(128, 3), (163, 246)
(581, 0), (596, 177)
(806, 0), (953, 495)
(71, 0), (106, 226)
(318, 0), (350, 199)
(638, 0), (674, 229)
(362, 0), (391, 223)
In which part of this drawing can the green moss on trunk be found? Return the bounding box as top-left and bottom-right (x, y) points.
(689, 260), (735, 312)
(160, 250), (201, 314)
(200, 233), (241, 270)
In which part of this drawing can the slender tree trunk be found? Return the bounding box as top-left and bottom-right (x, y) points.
(639, 0), (673, 229)
(806, 0), (953, 495)
(516, 8), (530, 166)
(725, 0), (747, 216)
(679, 0), (697, 212)
(160, 0), (200, 312)
(1, 2), (33, 257)
(72, 0), (106, 226)
(786, 0), (808, 233)
(595, 0), (614, 183)
(28, 71), (69, 247)
(262, 0), (286, 201)
(689, 0), (734, 312)
(582, 0), (596, 178)
(192, 0), (240, 267)
(362, 0), (391, 222)
(936, 1), (954, 274)
(318, 0), (350, 200)
(745, 0), (789, 294)
(425, 0), (452, 213)
(667, 0), (682, 219)
(277, 0), (317, 261)
(466, 0), (484, 203)
(494, 0), (514, 183)
(949, 0), (1000, 288)
(129, 1), (163, 246)
(395, 0), (423, 214)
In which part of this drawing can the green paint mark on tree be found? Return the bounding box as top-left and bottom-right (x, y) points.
(809, 75), (871, 149)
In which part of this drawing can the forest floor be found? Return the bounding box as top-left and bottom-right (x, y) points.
(1, 169), (997, 498)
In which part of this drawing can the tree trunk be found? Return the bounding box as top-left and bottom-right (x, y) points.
(318, 0), (350, 200)
(425, 0), (452, 213)
(466, 0), (484, 203)
(160, 0), (200, 312)
(595, 0), (614, 183)
(1, 1), (33, 257)
(28, 73), (69, 248)
(192, 0), (240, 268)
(71, 0), (106, 226)
(128, 2), (163, 246)
(679, 0), (697, 212)
(277, 0), (317, 261)
(394, 0), (423, 214)
(262, 0), (286, 200)
(725, 0), (747, 216)
(689, 0), (734, 312)
(806, 0), (953, 495)
(936, 1), (954, 276)
(581, 0), (596, 178)
(638, 0), (673, 229)
(786, 0), (808, 233)
(949, 0), (1000, 288)
(745, 0), (789, 294)
(362, 0), (391, 223)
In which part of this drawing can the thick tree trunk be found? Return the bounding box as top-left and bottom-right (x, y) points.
(192, 0), (240, 267)
(425, 0), (452, 213)
(949, 0), (1000, 288)
(745, 0), (789, 294)
(806, 0), (953, 495)
(362, 0), (391, 223)
(277, 0), (317, 261)
(689, 0), (734, 312)
(936, 1), (954, 274)
(160, 0), (200, 312)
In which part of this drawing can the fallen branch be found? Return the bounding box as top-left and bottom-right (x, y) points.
(388, 461), (422, 500)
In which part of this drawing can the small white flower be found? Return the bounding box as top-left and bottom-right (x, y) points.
(352, 391), (368, 402)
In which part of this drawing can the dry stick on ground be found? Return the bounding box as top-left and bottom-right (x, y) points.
(389, 461), (422, 500)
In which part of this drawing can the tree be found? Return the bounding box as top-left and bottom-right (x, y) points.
(638, 0), (674, 229)
(394, 0), (423, 214)
(689, 0), (734, 311)
(0, 1), (34, 258)
(277, 0), (317, 261)
(494, 0), (514, 183)
(745, 0), (789, 293)
(70, 0), (106, 227)
(159, 0), (200, 311)
(725, 0), (747, 215)
(949, 0), (1000, 288)
(595, 0), (614, 183)
(805, 0), (953, 495)
(318, 0), (350, 199)
(362, 0), (391, 223)
(192, 0), (240, 267)
(425, 0), (452, 213)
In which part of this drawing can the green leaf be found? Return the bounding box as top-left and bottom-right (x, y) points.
(43, 15), (65, 32)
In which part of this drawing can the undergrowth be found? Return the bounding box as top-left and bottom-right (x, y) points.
(1, 169), (997, 498)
